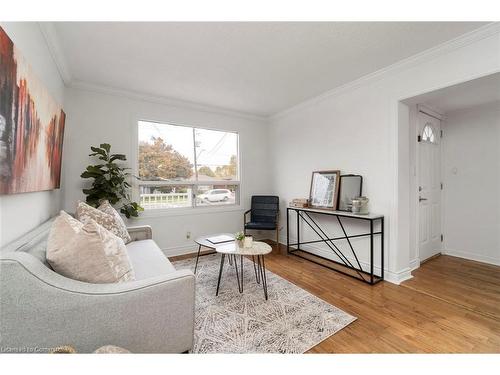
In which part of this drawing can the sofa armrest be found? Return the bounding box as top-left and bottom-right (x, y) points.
(0, 252), (195, 353)
(127, 225), (152, 241)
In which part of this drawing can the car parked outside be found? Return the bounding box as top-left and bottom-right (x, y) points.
(197, 189), (233, 203)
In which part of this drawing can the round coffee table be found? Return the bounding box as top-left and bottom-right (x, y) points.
(215, 241), (272, 300)
(193, 233), (235, 274)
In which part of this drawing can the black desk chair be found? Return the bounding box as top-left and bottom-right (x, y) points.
(244, 196), (280, 246)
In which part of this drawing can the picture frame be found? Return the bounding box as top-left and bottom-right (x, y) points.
(309, 170), (340, 210)
(337, 174), (363, 211)
(0, 27), (66, 195)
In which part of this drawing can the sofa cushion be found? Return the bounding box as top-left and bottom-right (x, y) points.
(244, 221), (277, 230)
(97, 200), (132, 244)
(47, 211), (84, 255)
(47, 216), (135, 283)
(126, 240), (176, 280)
(76, 201), (131, 244)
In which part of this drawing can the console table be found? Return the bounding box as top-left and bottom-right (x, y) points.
(286, 207), (384, 285)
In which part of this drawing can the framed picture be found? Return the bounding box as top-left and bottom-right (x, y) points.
(0, 27), (66, 195)
(337, 174), (363, 211)
(309, 170), (340, 210)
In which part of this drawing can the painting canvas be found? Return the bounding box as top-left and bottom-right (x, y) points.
(0, 27), (65, 195)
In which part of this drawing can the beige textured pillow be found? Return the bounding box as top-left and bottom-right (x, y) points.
(76, 201), (131, 244)
(97, 200), (131, 244)
(47, 211), (84, 255)
(46, 215), (135, 284)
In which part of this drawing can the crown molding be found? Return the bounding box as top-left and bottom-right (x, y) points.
(68, 80), (268, 122)
(39, 21), (500, 123)
(38, 21), (267, 121)
(38, 22), (72, 85)
(270, 22), (500, 121)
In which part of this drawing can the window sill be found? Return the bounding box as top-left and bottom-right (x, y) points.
(128, 204), (244, 220)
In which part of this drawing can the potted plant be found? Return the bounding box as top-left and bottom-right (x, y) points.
(235, 231), (245, 248)
(80, 143), (143, 218)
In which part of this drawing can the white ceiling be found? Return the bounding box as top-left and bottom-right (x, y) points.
(53, 22), (488, 117)
(403, 73), (500, 114)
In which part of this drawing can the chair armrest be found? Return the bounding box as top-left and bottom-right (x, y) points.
(244, 209), (252, 225)
(127, 225), (152, 241)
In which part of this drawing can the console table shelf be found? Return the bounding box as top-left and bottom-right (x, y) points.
(286, 207), (384, 285)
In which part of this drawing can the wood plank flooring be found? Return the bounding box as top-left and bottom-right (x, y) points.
(401, 255), (500, 320)
(171, 244), (500, 353)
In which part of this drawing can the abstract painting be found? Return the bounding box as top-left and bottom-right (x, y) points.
(0, 26), (65, 195)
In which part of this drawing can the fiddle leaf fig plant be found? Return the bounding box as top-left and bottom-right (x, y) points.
(80, 143), (143, 218)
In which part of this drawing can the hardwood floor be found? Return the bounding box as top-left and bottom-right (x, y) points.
(172, 244), (500, 353)
(401, 255), (500, 320)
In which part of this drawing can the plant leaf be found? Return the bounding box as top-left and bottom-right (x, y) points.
(109, 154), (127, 162)
(100, 143), (111, 153)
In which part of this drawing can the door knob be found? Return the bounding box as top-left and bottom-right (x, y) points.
(419, 197), (427, 202)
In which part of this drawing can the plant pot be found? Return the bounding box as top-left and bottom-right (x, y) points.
(236, 239), (244, 248)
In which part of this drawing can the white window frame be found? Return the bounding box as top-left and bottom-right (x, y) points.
(134, 118), (241, 216)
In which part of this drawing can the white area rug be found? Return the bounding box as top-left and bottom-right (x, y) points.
(173, 253), (356, 353)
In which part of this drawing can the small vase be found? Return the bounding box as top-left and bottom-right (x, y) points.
(236, 239), (244, 248)
(244, 235), (253, 248)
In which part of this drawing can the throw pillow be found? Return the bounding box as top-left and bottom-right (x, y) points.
(97, 200), (132, 244)
(76, 201), (131, 244)
(47, 211), (84, 256)
(46, 215), (135, 283)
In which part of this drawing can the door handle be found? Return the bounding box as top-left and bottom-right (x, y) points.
(419, 197), (427, 202)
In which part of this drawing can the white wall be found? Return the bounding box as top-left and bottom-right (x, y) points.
(62, 87), (271, 255)
(442, 101), (500, 265)
(269, 26), (500, 283)
(0, 23), (65, 247)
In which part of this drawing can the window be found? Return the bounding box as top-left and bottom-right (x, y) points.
(138, 120), (239, 210)
(422, 123), (436, 143)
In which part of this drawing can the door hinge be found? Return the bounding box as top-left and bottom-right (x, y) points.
(440, 234), (444, 242)
(417, 135), (422, 142)
(440, 182), (443, 190)
(440, 130), (443, 138)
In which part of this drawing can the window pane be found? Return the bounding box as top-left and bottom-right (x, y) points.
(195, 128), (238, 181)
(196, 184), (238, 206)
(139, 185), (193, 209)
(422, 123), (436, 143)
(138, 121), (195, 182)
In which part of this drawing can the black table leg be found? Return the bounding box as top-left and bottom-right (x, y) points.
(234, 254), (244, 293)
(216, 253), (225, 296)
(194, 244), (202, 274)
(252, 255), (261, 284)
(258, 255), (268, 300)
(240, 255), (244, 292)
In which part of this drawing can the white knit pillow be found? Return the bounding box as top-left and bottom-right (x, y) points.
(76, 201), (131, 244)
(46, 213), (135, 283)
(97, 200), (132, 244)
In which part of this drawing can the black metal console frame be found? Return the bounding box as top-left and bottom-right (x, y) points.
(286, 207), (384, 285)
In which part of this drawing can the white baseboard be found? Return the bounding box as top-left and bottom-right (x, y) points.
(279, 235), (412, 285)
(161, 235), (415, 285)
(384, 268), (413, 285)
(409, 258), (420, 271)
(161, 244), (198, 258)
(160, 234), (273, 258)
(442, 249), (500, 266)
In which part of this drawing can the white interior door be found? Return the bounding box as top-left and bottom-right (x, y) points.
(417, 111), (442, 262)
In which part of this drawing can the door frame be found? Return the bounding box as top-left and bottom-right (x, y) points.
(415, 105), (444, 266)
(390, 70), (500, 284)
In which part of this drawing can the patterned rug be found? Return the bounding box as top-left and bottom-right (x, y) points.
(172, 253), (356, 353)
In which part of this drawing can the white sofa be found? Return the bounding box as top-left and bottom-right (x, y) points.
(0, 217), (195, 353)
